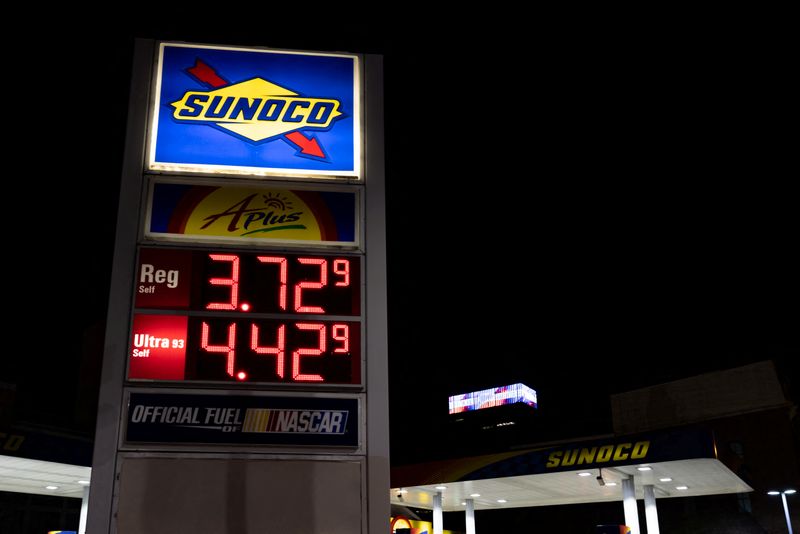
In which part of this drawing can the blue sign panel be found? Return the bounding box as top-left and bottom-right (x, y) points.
(125, 392), (359, 448)
(149, 43), (360, 178)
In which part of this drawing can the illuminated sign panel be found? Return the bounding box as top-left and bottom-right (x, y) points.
(149, 43), (360, 178)
(125, 392), (359, 447)
(146, 181), (358, 248)
(448, 383), (537, 414)
(134, 248), (360, 315)
(128, 248), (362, 385)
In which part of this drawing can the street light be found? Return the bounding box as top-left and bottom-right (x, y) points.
(768, 489), (796, 534)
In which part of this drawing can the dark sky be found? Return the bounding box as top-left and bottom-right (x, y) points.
(4, 12), (797, 463)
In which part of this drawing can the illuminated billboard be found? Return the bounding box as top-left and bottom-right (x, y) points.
(448, 383), (537, 414)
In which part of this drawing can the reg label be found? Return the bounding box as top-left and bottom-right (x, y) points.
(135, 248), (192, 309)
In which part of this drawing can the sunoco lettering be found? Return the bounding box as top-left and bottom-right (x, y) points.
(175, 95), (339, 127)
(546, 441), (650, 468)
(0, 432), (24, 452)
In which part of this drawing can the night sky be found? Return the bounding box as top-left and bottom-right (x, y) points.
(4, 11), (796, 471)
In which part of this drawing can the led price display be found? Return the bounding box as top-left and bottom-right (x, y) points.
(130, 315), (360, 384)
(128, 247), (363, 386)
(135, 247), (360, 315)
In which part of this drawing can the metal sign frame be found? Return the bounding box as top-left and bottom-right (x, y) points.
(87, 39), (388, 534)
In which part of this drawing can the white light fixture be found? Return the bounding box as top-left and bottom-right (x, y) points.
(435, 486), (447, 490)
(497, 499), (507, 503)
(77, 480), (90, 485)
(578, 472), (592, 477)
(767, 489), (796, 534)
(397, 489), (408, 494)
(45, 485), (59, 490)
(605, 482), (618, 487)
(676, 486), (689, 490)
(637, 466), (652, 471)
(659, 477), (673, 482)
(461, 502), (466, 506)
(470, 493), (480, 497)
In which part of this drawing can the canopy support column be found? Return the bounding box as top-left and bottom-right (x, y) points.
(622, 477), (641, 534)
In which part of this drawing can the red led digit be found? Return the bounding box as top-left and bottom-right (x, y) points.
(332, 324), (349, 353)
(201, 321), (237, 377)
(257, 256), (288, 311)
(250, 323), (286, 378)
(294, 258), (327, 313)
(206, 254), (240, 310)
(333, 259), (350, 287)
(292, 323), (326, 382)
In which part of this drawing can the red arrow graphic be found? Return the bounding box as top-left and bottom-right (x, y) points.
(187, 59), (228, 88)
(284, 132), (326, 158)
(183, 59), (330, 161)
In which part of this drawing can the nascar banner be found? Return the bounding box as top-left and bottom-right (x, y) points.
(148, 42), (360, 178)
(125, 392), (359, 448)
(146, 181), (358, 247)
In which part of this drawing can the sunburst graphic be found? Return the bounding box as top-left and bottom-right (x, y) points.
(262, 193), (294, 211)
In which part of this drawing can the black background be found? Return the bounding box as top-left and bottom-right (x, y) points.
(2, 6), (796, 523)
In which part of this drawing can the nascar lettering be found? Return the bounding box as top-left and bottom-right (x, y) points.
(242, 409), (347, 435)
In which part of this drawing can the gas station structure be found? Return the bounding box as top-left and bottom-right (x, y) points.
(390, 428), (751, 533)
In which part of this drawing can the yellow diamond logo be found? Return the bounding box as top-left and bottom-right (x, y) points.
(171, 78), (343, 143)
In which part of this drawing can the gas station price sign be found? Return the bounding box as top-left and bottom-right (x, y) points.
(127, 247), (362, 386)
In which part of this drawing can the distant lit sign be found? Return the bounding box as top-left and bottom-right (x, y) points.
(448, 383), (537, 414)
(149, 43), (360, 178)
(146, 181), (358, 247)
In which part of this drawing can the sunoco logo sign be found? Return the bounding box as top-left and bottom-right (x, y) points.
(150, 44), (359, 175)
(171, 59), (344, 161)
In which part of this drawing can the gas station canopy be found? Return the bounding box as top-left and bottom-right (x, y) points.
(390, 428), (751, 511)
